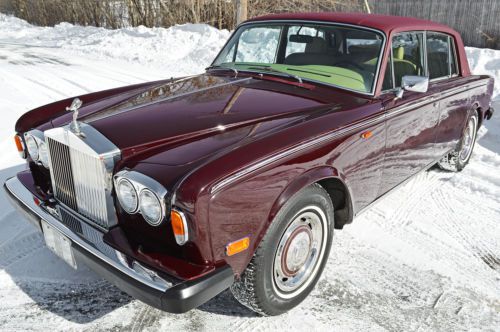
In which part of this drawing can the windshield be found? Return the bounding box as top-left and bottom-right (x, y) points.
(212, 23), (384, 94)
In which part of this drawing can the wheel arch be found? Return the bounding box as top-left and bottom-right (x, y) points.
(268, 166), (354, 231)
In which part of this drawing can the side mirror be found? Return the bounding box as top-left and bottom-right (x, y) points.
(395, 75), (429, 99)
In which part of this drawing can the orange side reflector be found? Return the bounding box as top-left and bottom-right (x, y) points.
(171, 210), (188, 245)
(226, 237), (250, 256)
(361, 130), (373, 139)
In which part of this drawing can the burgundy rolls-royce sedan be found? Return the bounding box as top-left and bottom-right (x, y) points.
(4, 12), (495, 315)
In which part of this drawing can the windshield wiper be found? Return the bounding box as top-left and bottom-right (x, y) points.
(286, 68), (331, 77)
(205, 65), (238, 77)
(236, 64), (303, 84)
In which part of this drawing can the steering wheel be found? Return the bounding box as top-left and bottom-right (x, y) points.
(333, 60), (365, 71)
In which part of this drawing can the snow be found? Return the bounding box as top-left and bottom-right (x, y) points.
(0, 14), (499, 331)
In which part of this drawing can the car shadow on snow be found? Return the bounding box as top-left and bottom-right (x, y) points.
(0, 164), (132, 323)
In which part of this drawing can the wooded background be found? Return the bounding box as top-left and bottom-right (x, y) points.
(0, 0), (498, 49)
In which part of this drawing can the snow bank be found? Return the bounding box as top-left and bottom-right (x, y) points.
(0, 14), (230, 77)
(466, 47), (500, 100)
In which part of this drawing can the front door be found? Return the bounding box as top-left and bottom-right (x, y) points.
(378, 31), (442, 195)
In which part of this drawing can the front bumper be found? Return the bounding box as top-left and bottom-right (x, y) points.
(4, 176), (234, 313)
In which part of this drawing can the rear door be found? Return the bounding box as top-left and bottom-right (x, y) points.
(425, 32), (470, 155)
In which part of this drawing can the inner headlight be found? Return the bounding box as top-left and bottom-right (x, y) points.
(39, 141), (49, 168)
(139, 189), (162, 225)
(116, 178), (138, 213)
(25, 134), (39, 161)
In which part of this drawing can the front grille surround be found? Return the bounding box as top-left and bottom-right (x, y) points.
(44, 123), (121, 229)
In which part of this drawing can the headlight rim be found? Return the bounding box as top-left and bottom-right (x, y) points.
(113, 170), (168, 227)
(25, 134), (40, 162)
(138, 188), (163, 226)
(116, 177), (139, 214)
(38, 141), (49, 168)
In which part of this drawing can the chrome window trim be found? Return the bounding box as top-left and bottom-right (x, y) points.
(211, 19), (387, 97)
(210, 78), (489, 193)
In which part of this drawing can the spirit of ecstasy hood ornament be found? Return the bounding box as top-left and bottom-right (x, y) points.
(67, 98), (83, 135)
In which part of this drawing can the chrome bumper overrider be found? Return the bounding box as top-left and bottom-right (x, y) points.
(4, 176), (172, 291)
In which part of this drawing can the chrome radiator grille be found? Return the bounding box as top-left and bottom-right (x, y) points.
(44, 124), (120, 229)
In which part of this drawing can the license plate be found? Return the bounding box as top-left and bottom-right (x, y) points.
(41, 220), (77, 269)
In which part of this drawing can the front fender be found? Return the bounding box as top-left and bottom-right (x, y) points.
(268, 166), (343, 224)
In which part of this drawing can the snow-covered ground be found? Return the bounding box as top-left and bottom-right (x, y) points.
(0, 14), (499, 331)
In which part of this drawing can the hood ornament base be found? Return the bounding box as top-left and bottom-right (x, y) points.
(67, 98), (84, 137)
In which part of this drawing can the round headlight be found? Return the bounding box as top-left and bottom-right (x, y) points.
(25, 135), (39, 161)
(116, 178), (138, 213)
(39, 141), (49, 168)
(139, 189), (163, 225)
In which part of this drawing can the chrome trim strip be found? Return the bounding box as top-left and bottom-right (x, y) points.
(84, 77), (252, 123)
(211, 114), (385, 193)
(4, 176), (172, 292)
(211, 78), (489, 193)
(212, 19), (387, 96)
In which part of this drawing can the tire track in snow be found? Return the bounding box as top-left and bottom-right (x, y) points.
(0, 232), (44, 269)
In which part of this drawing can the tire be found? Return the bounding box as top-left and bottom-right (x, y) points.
(230, 184), (334, 316)
(438, 110), (479, 172)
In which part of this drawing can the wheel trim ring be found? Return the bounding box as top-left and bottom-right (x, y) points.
(272, 205), (328, 299)
(459, 116), (477, 162)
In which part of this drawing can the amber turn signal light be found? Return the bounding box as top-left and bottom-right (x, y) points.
(226, 237), (250, 256)
(171, 209), (188, 245)
(361, 130), (373, 139)
(14, 134), (26, 158)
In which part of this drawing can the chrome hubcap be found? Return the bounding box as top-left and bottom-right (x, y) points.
(459, 116), (477, 162)
(273, 207), (326, 297)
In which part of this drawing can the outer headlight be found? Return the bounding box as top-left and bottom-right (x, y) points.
(139, 189), (162, 225)
(116, 178), (138, 213)
(25, 134), (39, 161)
(38, 141), (49, 168)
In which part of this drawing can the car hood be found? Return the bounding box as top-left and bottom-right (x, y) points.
(51, 73), (362, 165)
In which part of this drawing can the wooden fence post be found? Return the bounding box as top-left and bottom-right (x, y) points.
(235, 0), (247, 26)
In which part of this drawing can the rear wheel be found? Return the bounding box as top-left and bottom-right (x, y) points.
(230, 184), (334, 316)
(438, 110), (478, 172)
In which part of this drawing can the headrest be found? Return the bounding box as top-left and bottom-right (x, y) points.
(305, 37), (327, 53)
(394, 46), (405, 60)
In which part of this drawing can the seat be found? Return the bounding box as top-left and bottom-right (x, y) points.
(393, 46), (417, 86)
(284, 37), (333, 66)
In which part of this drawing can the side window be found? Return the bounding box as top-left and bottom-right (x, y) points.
(392, 32), (425, 87)
(426, 32), (452, 79)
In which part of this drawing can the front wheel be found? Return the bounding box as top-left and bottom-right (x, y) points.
(230, 184), (334, 316)
(438, 110), (478, 172)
